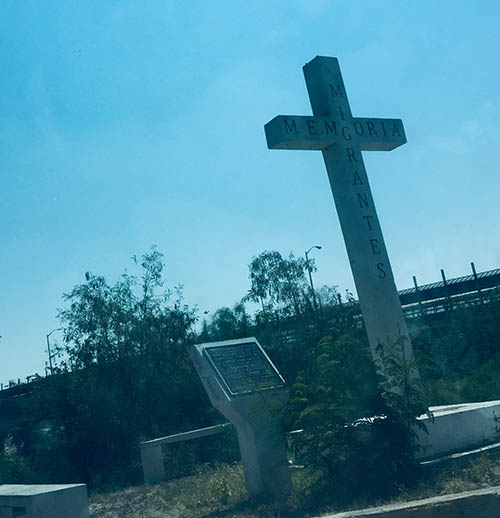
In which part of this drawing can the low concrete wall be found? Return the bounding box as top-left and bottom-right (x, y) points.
(140, 401), (500, 484)
(417, 400), (500, 459)
(318, 486), (500, 518)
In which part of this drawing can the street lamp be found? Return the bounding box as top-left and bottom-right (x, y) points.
(305, 245), (322, 310)
(46, 328), (62, 375)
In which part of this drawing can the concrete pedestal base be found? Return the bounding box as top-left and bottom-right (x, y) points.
(235, 414), (291, 499)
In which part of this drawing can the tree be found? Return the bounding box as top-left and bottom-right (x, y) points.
(242, 250), (311, 318)
(4, 247), (214, 488)
(207, 303), (251, 342)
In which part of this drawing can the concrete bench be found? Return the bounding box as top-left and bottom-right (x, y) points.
(0, 484), (89, 518)
(140, 423), (232, 484)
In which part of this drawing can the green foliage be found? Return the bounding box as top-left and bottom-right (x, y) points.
(60, 247), (195, 371)
(375, 336), (429, 423)
(242, 250), (313, 317)
(411, 296), (500, 379)
(286, 334), (426, 505)
(162, 427), (240, 480)
(204, 304), (251, 343)
(0, 450), (32, 484)
(3, 248), (222, 488)
(460, 351), (500, 401)
(198, 249), (353, 387)
(409, 295), (500, 404)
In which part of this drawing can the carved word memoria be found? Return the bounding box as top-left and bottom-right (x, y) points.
(284, 117), (402, 140)
(265, 115), (405, 151)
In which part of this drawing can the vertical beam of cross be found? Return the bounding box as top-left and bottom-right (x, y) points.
(265, 56), (419, 384)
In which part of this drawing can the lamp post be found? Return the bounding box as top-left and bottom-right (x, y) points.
(305, 245), (322, 310)
(46, 328), (62, 375)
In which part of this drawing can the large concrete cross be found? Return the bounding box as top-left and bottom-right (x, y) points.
(265, 56), (418, 381)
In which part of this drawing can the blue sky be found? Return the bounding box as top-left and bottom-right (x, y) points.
(2, 0), (500, 382)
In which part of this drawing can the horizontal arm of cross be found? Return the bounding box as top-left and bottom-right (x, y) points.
(265, 115), (406, 151)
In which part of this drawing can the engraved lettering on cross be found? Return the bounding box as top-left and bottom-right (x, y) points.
(264, 56), (418, 382)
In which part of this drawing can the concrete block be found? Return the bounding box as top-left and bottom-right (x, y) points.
(0, 484), (89, 518)
(140, 443), (166, 485)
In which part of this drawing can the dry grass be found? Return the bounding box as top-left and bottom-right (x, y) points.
(89, 449), (500, 518)
(90, 463), (252, 518)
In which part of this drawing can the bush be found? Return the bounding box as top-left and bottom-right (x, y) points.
(286, 334), (427, 506)
(460, 352), (500, 402)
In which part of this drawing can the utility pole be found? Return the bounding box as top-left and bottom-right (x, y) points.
(46, 328), (62, 375)
(305, 245), (322, 310)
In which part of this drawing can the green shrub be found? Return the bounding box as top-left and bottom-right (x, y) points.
(460, 352), (500, 402)
(286, 334), (427, 506)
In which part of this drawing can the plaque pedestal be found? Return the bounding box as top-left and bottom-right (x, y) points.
(189, 338), (292, 500)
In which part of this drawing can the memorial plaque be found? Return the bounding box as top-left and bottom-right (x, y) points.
(190, 337), (292, 498)
(204, 342), (284, 395)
